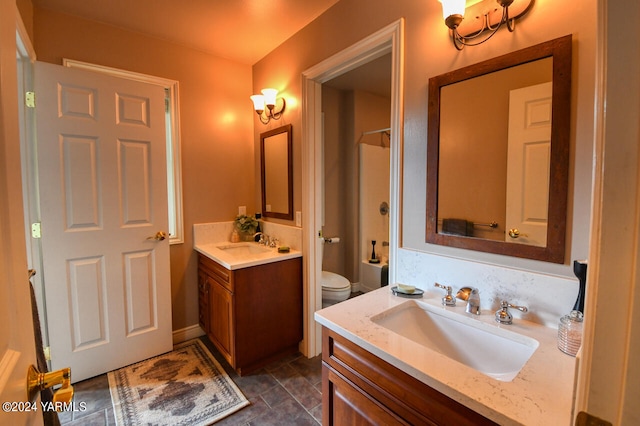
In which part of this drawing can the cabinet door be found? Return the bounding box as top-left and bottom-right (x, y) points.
(322, 328), (497, 426)
(197, 271), (210, 333)
(209, 280), (234, 364)
(323, 365), (411, 426)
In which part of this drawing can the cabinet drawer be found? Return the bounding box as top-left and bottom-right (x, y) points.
(198, 254), (234, 292)
(322, 328), (496, 426)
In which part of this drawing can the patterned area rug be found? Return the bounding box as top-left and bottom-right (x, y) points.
(108, 339), (249, 425)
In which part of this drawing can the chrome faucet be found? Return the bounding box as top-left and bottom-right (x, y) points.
(495, 300), (528, 325)
(253, 232), (267, 245)
(456, 287), (481, 315)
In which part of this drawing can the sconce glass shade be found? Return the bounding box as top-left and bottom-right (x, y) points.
(250, 94), (265, 113)
(261, 88), (278, 109)
(441, 0), (530, 50)
(441, 0), (466, 21)
(251, 88), (286, 125)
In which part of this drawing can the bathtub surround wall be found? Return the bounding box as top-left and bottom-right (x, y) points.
(358, 143), (390, 292)
(359, 143), (390, 265)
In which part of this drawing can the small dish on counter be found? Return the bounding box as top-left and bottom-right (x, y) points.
(391, 286), (424, 298)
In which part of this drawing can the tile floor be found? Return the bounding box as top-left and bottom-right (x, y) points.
(57, 336), (323, 425)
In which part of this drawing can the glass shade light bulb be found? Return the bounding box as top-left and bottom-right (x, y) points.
(261, 88), (278, 109)
(441, 0), (466, 20)
(250, 94), (265, 113)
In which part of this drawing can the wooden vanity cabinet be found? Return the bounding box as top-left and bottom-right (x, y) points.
(198, 254), (302, 375)
(322, 327), (498, 426)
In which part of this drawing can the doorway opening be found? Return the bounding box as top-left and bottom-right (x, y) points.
(301, 19), (404, 356)
(321, 53), (392, 296)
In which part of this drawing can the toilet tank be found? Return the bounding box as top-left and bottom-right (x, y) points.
(360, 260), (388, 292)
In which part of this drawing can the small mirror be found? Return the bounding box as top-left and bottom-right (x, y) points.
(426, 36), (572, 263)
(261, 124), (293, 220)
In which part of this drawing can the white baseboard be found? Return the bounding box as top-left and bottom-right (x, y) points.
(173, 324), (205, 344)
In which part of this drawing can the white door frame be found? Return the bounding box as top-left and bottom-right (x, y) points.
(301, 19), (404, 356)
(574, 0), (640, 423)
(0, 4), (40, 424)
(16, 0), (50, 359)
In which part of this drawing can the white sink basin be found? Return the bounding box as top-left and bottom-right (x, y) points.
(370, 300), (539, 381)
(216, 243), (271, 256)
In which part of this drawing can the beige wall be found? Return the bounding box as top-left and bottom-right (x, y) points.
(32, 7), (255, 330)
(321, 86), (348, 277)
(254, 0), (596, 277)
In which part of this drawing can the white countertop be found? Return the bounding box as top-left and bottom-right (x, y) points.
(315, 286), (577, 425)
(194, 241), (302, 270)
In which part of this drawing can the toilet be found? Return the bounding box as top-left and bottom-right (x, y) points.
(321, 270), (351, 308)
(321, 238), (352, 307)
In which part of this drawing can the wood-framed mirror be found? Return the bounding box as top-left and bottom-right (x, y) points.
(426, 35), (572, 263)
(260, 124), (293, 220)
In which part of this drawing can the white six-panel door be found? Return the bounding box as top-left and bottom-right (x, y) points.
(35, 61), (172, 382)
(505, 82), (553, 247)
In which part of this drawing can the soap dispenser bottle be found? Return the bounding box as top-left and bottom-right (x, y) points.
(558, 310), (583, 356)
(572, 260), (588, 313)
(254, 213), (262, 242)
(557, 260), (588, 356)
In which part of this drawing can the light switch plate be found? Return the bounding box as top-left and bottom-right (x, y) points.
(238, 206), (246, 215)
(296, 211), (302, 227)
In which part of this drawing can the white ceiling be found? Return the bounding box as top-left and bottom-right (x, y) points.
(32, 0), (341, 65)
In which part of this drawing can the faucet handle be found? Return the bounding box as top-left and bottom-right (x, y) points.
(434, 283), (456, 306)
(495, 300), (528, 325)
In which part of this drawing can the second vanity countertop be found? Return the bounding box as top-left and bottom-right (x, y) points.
(194, 241), (302, 270)
(315, 286), (577, 426)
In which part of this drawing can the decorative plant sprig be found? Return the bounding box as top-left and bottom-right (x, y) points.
(234, 214), (258, 234)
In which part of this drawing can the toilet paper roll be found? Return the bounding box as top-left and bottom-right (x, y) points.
(324, 237), (340, 244)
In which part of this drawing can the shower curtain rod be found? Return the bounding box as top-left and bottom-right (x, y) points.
(361, 127), (391, 136)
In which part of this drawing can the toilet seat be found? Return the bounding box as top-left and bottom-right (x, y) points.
(321, 270), (351, 291)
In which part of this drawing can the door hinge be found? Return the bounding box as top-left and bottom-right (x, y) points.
(43, 346), (51, 362)
(31, 222), (41, 239)
(25, 91), (35, 108)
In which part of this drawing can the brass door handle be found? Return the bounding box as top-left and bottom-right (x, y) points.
(147, 231), (168, 241)
(508, 228), (528, 239)
(27, 365), (74, 405)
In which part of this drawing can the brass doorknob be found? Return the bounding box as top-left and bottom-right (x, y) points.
(27, 365), (74, 405)
(508, 228), (528, 239)
(147, 231), (168, 241)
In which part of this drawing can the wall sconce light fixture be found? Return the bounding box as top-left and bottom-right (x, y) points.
(250, 88), (286, 124)
(440, 0), (532, 50)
